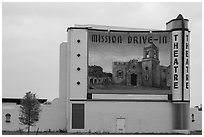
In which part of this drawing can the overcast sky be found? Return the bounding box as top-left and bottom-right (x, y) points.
(2, 2), (202, 107)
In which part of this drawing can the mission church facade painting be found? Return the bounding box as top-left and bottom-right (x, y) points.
(112, 43), (170, 88)
(88, 41), (171, 90)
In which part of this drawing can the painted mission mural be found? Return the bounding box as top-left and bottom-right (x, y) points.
(88, 30), (171, 91)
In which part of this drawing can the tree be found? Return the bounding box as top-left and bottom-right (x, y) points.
(19, 91), (41, 135)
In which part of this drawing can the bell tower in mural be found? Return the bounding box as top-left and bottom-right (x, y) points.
(142, 43), (160, 88)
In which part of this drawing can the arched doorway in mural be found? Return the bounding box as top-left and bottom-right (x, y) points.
(131, 73), (137, 86)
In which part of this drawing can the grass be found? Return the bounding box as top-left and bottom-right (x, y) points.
(2, 130), (202, 135)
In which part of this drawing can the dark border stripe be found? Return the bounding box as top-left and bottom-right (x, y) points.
(151, 30), (172, 33)
(67, 27), (91, 32)
(171, 28), (190, 32)
(88, 90), (171, 95)
(2, 98), (47, 104)
(70, 99), (190, 103)
(70, 99), (171, 102)
(171, 100), (190, 103)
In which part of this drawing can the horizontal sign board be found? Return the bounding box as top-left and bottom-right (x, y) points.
(89, 31), (170, 45)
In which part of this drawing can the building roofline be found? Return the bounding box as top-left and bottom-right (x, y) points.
(67, 27), (171, 33)
(2, 98), (47, 105)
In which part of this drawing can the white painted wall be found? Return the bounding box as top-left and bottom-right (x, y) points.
(35, 98), (67, 131)
(3, 101), (202, 132)
(69, 28), (88, 100)
(190, 107), (202, 131)
(2, 98), (67, 132)
(70, 101), (174, 133)
(2, 103), (22, 131)
(59, 42), (68, 99)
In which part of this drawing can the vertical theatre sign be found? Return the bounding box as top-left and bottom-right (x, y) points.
(172, 30), (190, 101)
(184, 32), (190, 100)
(172, 31), (182, 100)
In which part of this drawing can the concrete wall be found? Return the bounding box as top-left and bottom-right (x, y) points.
(190, 107), (202, 131)
(2, 98), (67, 132)
(68, 29), (88, 100)
(69, 101), (174, 133)
(2, 103), (22, 131)
(3, 100), (202, 132)
(35, 98), (67, 131)
(59, 42), (68, 99)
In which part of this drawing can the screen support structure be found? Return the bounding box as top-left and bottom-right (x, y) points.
(166, 14), (190, 133)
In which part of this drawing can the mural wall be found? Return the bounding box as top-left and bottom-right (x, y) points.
(88, 30), (171, 93)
